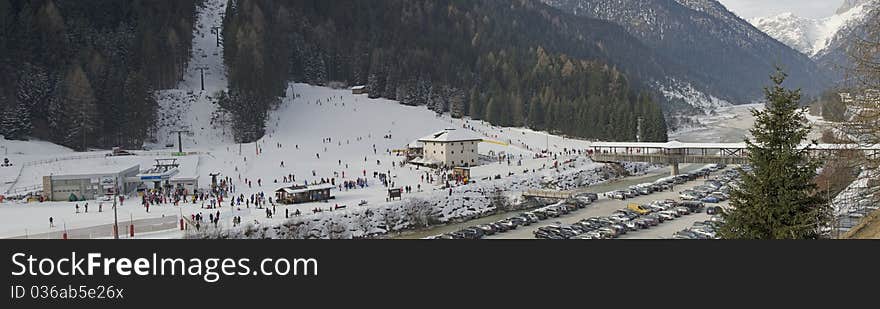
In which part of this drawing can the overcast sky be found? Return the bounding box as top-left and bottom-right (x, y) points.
(718, 0), (845, 19)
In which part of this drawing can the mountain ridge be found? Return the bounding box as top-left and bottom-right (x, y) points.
(540, 0), (829, 105)
(749, 0), (877, 57)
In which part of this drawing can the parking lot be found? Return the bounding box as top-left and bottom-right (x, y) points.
(430, 164), (741, 239)
(618, 212), (711, 239)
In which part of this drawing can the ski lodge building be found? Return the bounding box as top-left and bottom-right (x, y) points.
(351, 85), (367, 95)
(412, 129), (482, 168)
(275, 183), (335, 204)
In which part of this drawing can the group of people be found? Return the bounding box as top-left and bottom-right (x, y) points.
(192, 211), (221, 231)
(72, 201), (109, 215)
(231, 192), (269, 209)
(340, 178), (369, 190)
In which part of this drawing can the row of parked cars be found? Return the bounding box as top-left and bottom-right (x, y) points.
(430, 193), (600, 239)
(673, 216), (724, 239)
(679, 167), (744, 203)
(534, 199), (706, 239)
(608, 164), (727, 201)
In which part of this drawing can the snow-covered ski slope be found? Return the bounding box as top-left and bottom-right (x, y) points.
(198, 83), (594, 205)
(153, 0), (230, 148)
(0, 82), (601, 238)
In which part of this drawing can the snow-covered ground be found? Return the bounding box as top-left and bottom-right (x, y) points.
(657, 79), (732, 112)
(749, 0), (876, 57)
(670, 103), (763, 143)
(0, 137), (75, 194)
(0, 82), (606, 239)
(152, 0), (231, 148)
(0, 0), (605, 239)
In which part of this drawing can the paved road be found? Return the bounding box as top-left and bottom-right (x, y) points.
(7, 216), (179, 239)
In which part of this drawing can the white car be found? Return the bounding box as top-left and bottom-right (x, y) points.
(680, 192), (700, 200)
(660, 210), (680, 218)
(657, 212), (676, 221)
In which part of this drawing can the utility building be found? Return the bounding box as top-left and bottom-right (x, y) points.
(43, 164), (140, 201)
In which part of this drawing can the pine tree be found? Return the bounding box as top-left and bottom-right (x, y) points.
(1, 99), (32, 140)
(527, 99), (544, 130)
(719, 69), (831, 239)
(51, 65), (98, 150)
(468, 87), (482, 120)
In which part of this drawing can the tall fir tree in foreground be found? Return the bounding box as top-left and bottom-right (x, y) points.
(719, 69), (831, 239)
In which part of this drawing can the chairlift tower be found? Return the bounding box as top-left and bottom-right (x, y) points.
(195, 66), (209, 91)
(170, 130), (193, 153)
(211, 26), (222, 47)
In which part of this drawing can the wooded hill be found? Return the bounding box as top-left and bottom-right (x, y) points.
(220, 0), (668, 143)
(0, 0), (198, 150)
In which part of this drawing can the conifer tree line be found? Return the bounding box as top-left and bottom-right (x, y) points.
(220, 0), (668, 143)
(0, 0), (198, 150)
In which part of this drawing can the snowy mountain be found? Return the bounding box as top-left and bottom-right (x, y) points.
(749, 0), (877, 57)
(540, 0), (829, 107)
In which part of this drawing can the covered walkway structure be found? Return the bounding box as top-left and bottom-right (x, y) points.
(590, 141), (880, 176)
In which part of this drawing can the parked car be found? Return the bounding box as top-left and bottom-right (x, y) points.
(680, 191), (702, 201)
(477, 224), (496, 235)
(580, 193), (599, 202)
(647, 213), (666, 224)
(656, 212), (675, 221)
(659, 210), (680, 218)
(635, 185), (652, 195)
(701, 196), (720, 204)
(509, 216), (529, 226)
(680, 201), (705, 213)
(531, 211), (548, 220)
(674, 206), (691, 216)
(627, 203), (652, 215)
(523, 213), (540, 224)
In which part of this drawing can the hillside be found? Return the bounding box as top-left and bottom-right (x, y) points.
(218, 0), (669, 144)
(749, 0), (880, 79)
(541, 0), (830, 106)
(542, 0), (826, 105)
(0, 83), (620, 238)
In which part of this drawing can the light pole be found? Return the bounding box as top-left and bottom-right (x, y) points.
(113, 197), (119, 239)
(636, 117), (643, 143)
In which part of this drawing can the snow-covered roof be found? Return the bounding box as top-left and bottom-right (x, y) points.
(407, 140), (424, 148)
(277, 183), (335, 194)
(170, 156), (199, 180)
(48, 163), (140, 179)
(351, 85), (366, 90)
(410, 157), (441, 165)
(417, 129), (482, 143)
(591, 141), (880, 150)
